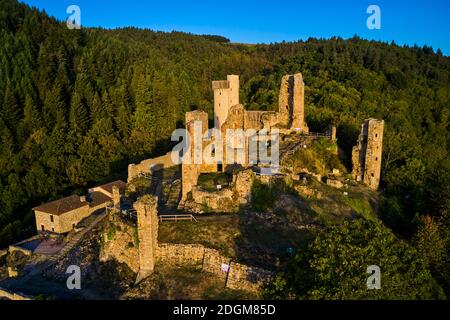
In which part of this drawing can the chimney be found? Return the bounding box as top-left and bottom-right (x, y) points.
(112, 186), (121, 208)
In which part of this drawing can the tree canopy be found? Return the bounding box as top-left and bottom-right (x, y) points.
(263, 218), (445, 300)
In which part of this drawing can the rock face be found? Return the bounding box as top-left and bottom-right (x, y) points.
(352, 119), (384, 190)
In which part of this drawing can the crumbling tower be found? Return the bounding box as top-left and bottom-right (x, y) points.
(278, 73), (309, 133)
(213, 75), (240, 129)
(134, 195), (159, 283)
(352, 119), (384, 190)
(181, 110), (211, 202)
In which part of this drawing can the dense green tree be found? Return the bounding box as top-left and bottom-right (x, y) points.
(69, 92), (89, 134)
(2, 84), (21, 131)
(264, 218), (446, 300)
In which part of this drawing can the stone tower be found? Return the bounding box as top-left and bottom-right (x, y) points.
(181, 110), (211, 201)
(352, 119), (384, 190)
(213, 75), (240, 129)
(278, 73), (309, 133)
(134, 195), (159, 283)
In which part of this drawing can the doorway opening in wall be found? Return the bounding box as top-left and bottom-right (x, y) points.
(218, 163), (223, 172)
(72, 224), (76, 229)
(51, 228), (55, 232)
(41, 225), (45, 231)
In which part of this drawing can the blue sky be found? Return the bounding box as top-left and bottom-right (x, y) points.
(21, 0), (450, 55)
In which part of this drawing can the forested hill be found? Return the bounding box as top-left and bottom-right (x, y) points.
(0, 0), (449, 263)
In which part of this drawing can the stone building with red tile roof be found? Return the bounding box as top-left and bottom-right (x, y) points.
(33, 180), (126, 234)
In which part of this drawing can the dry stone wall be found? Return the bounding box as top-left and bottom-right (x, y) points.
(128, 152), (178, 183)
(157, 243), (273, 293)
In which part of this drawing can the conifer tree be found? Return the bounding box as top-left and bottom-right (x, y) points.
(69, 92), (89, 134)
(2, 84), (21, 132)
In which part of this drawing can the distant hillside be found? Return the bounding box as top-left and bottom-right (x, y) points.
(0, 0), (449, 291)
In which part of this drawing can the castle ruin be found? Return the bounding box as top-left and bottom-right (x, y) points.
(180, 73), (310, 200)
(352, 118), (384, 190)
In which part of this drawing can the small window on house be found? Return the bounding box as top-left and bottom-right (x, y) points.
(376, 157), (378, 161)
(371, 173), (375, 177)
(51, 227), (55, 232)
(41, 225), (45, 231)
(50, 215), (54, 223)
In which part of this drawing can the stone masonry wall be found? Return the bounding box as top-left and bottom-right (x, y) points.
(278, 74), (309, 132)
(157, 243), (273, 293)
(134, 195), (159, 283)
(102, 207), (273, 292)
(352, 118), (384, 190)
(128, 152), (178, 183)
(100, 215), (140, 273)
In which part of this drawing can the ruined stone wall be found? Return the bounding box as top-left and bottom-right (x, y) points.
(226, 262), (273, 292)
(102, 190), (271, 292)
(157, 243), (273, 293)
(135, 195), (159, 283)
(352, 119), (384, 190)
(128, 152), (178, 183)
(100, 215), (140, 273)
(156, 243), (205, 266)
(278, 74), (309, 132)
(181, 169), (255, 214)
(221, 105), (249, 169)
(181, 111), (217, 201)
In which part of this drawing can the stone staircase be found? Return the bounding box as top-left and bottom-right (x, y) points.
(165, 179), (181, 208)
(47, 212), (107, 264)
